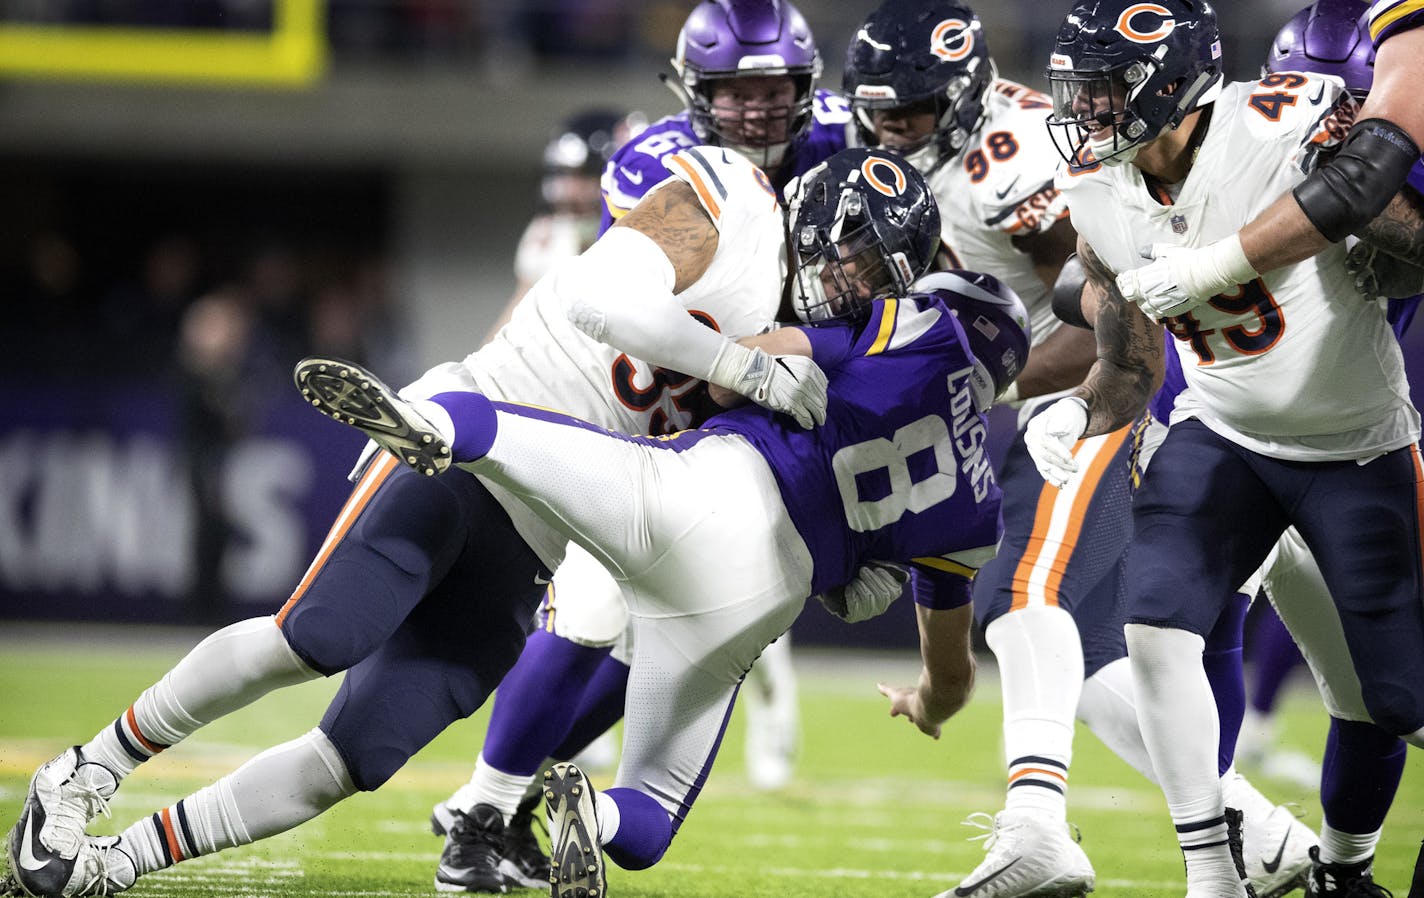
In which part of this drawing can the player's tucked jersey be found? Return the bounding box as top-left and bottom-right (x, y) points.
(513, 213), (598, 284)
(1059, 73), (1419, 461)
(693, 293), (1003, 600)
(1367, 0), (1424, 45)
(401, 146), (783, 440)
(599, 89), (850, 232)
(931, 80), (1066, 350)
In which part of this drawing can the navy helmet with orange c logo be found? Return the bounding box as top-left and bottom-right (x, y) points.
(784, 147), (941, 325)
(1045, 0), (1223, 167)
(843, 0), (995, 174)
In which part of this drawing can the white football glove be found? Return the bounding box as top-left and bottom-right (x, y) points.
(1115, 236), (1258, 320)
(819, 561), (911, 623)
(707, 342), (828, 429)
(1024, 397), (1089, 488)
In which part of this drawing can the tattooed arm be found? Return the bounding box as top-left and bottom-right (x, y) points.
(1072, 237), (1165, 436)
(619, 181), (720, 290)
(1357, 183), (1424, 268)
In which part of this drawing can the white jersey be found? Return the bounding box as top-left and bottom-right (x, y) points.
(1058, 73), (1419, 461)
(930, 80), (1066, 350)
(404, 146), (783, 437)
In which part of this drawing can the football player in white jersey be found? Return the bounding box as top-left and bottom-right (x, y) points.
(1116, 0), (1424, 319)
(845, 4), (1309, 896)
(3, 145), (839, 898)
(1028, 1), (1424, 895)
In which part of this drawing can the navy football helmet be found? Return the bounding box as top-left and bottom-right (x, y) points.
(844, 0), (995, 173)
(1263, 0), (1374, 98)
(540, 109), (647, 214)
(1046, 0), (1224, 166)
(785, 148), (941, 325)
(668, 0), (822, 171)
(913, 269), (1031, 409)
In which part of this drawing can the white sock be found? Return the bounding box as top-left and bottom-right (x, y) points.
(451, 753), (538, 821)
(1319, 821), (1381, 866)
(84, 618), (319, 781)
(1078, 657), (1157, 783)
(987, 607), (1082, 820)
(122, 729), (354, 876)
(1126, 624), (1238, 893)
(594, 791), (620, 845)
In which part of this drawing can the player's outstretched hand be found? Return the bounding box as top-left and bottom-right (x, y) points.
(1024, 397), (1088, 488)
(877, 682), (941, 740)
(709, 342), (827, 429)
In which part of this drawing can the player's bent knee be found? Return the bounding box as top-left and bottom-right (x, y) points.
(280, 566), (407, 676)
(1363, 686), (1424, 743)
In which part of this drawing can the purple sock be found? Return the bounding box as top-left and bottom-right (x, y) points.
(1248, 603), (1304, 714)
(602, 787), (672, 870)
(552, 655), (630, 761)
(1321, 717), (1406, 834)
(1204, 592), (1249, 775)
(430, 391), (497, 461)
(480, 629), (611, 776)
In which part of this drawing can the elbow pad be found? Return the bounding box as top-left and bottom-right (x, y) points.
(1293, 118), (1420, 243)
(1051, 253), (1091, 330)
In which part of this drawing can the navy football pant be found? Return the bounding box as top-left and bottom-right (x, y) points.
(1127, 420), (1424, 736)
(276, 453), (548, 790)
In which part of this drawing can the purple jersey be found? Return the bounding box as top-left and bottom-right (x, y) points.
(698, 293), (1003, 605)
(599, 89), (851, 233)
(1366, 0), (1424, 46)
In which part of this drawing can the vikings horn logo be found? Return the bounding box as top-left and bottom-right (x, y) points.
(861, 156), (907, 196)
(1114, 3), (1176, 43)
(930, 18), (975, 61)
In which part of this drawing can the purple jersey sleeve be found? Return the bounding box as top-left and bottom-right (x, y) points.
(598, 115), (701, 236)
(707, 294), (1003, 596)
(1368, 0), (1424, 47)
(913, 568), (973, 610)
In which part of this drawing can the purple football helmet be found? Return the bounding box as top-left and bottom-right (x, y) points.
(669, 0), (822, 171)
(1263, 0), (1375, 97)
(913, 269), (1030, 409)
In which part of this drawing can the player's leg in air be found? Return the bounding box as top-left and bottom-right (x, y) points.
(1260, 529), (1410, 898)
(6, 442), (548, 898)
(306, 359), (822, 897)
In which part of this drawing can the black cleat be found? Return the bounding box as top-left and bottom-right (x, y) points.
(294, 357), (451, 477)
(434, 805), (511, 894)
(501, 793), (550, 890)
(1305, 846), (1393, 897)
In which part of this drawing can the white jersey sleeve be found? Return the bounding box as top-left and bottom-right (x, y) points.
(1057, 77), (1418, 462)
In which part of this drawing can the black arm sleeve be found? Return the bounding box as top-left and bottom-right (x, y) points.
(1050, 253), (1091, 330)
(1292, 118), (1420, 243)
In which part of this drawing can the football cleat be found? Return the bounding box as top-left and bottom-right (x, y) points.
(434, 805), (511, 894)
(293, 357), (451, 477)
(7, 748), (118, 898)
(1304, 847), (1393, 897)
(59, 836), (135, 898)
(501, 793), (550, 890)
(1223, 772), (1316, 897)
(544, 764), (603, 898)
(940, 810), (1095, 898)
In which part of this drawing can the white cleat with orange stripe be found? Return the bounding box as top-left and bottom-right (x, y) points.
(7, 748), (118, 898)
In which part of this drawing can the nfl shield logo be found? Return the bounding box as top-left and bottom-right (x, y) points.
(1170, 214), (1188, 235)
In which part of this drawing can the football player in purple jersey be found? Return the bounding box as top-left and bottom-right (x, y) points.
(294, 154), (1027, 898)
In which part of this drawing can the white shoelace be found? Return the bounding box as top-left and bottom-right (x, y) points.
(45, 778), (113, 857)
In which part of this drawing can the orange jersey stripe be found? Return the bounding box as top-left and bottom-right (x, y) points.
(1010, 425), (1133, 610)
(125, 706), (164, 754)
(276, 453), (399, 626)
(160, 807), (184, 862)
(667, 155), (722, 222)
(1411, 445), (1424, 572)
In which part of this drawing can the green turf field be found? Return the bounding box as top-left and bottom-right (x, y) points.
(1, 624), (1420, 898)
